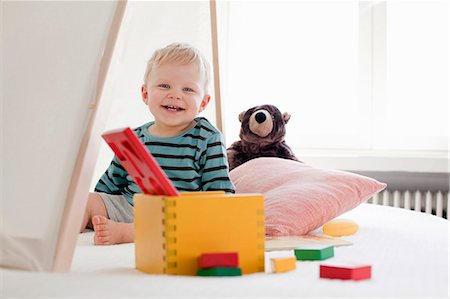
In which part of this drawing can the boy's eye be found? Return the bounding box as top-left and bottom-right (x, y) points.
(183, 87), (195, 93)
(158, 84), (170, 89)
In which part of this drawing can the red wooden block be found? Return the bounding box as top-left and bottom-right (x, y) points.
(320, 264), (371, 281)
(198, 252), (239, 269)
(102, 127), (179, 196)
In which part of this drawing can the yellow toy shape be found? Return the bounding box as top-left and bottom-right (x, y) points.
(271, 257), (296, 273)
(322, 219), (358, 237)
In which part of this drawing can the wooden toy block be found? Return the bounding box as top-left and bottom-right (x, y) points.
(135, 193), (265, 275)
(197, 267), (242, 276)
(294, 245), (334, 261)
(264, 250), (295, 273)
(320, 263), (371, 280)
(102, 127), (179, 196)
(199, 252), (239, 269)
(323, 219), (359, 237)
(271, 257), (297, 273)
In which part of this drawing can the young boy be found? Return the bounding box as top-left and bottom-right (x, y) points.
(81, 43), (235, 245)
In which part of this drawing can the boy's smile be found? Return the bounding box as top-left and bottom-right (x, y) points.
(162, 104), (185, 112)
(141, 62), (210, 137)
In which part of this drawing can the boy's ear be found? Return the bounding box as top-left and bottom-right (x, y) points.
(141, 84), (148, 104)
(198, 94), (211, 112)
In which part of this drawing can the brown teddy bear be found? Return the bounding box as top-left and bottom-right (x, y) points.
(227, 104), (300, 171)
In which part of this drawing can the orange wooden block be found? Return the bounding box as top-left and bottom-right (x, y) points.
(271, 257), (297, 273)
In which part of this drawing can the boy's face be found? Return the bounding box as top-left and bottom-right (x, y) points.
(141, 62), (210, 135)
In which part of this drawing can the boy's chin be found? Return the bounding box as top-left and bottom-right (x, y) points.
(157, 118), (197, 129)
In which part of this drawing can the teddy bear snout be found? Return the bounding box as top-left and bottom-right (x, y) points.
(249, 109), (273, 138)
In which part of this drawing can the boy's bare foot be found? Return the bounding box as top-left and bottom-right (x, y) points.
(92, 215), (134, 245)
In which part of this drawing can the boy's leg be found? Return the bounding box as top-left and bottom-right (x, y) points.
(80, 192), (108, 231)
(83, 192), (135, 245)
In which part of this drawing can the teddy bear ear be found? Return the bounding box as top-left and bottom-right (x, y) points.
(238, 111), (246, 123)
(283, 112), (291, 123)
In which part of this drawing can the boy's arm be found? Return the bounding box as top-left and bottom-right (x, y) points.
(94, 156), (129, 194)
(200, 133), (236, 193)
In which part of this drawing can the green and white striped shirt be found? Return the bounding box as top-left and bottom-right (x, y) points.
(95, 117), (235, 205)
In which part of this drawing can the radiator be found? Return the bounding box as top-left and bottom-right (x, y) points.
(367, 190), (449, 219)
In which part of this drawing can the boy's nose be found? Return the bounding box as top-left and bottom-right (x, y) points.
(168, 93), (182, 100)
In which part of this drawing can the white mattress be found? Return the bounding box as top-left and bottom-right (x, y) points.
(2, 203), (449, 298)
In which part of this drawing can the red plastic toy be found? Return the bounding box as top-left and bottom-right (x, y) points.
(102, 127), (179, 196)
(198, 252), (239, 269)
(320, 263), (371, 281)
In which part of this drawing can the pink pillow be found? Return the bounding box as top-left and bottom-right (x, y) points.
(229, 157), (386, 236)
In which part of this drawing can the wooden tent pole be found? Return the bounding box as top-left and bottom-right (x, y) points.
(52, 0), (127, 272)
(209, 0), (224, 133)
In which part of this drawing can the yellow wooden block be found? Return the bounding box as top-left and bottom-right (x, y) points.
(323, 219), (359, 236)
(179, 191), (225, 197)
(134, 192), (265, 276)
(271, 257), (297, 273)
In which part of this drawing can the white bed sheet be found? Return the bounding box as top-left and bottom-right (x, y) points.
(2, 203), (449, 298)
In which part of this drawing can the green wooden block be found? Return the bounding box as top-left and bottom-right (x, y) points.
(294, 245), (334, 261)
(197, 267), (242, 276)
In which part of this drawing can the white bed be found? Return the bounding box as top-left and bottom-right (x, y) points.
(2, 203), (448, 298)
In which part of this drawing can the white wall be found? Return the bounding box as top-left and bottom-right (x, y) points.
(91, 1), (216, 189)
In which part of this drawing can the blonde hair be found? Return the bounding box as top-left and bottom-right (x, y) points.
(143, 43), (211, 94)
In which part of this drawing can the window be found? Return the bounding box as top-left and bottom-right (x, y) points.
(379, 1), (448, 151)
(222, 1), (363, 149)
(218, 1), (448, 172)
